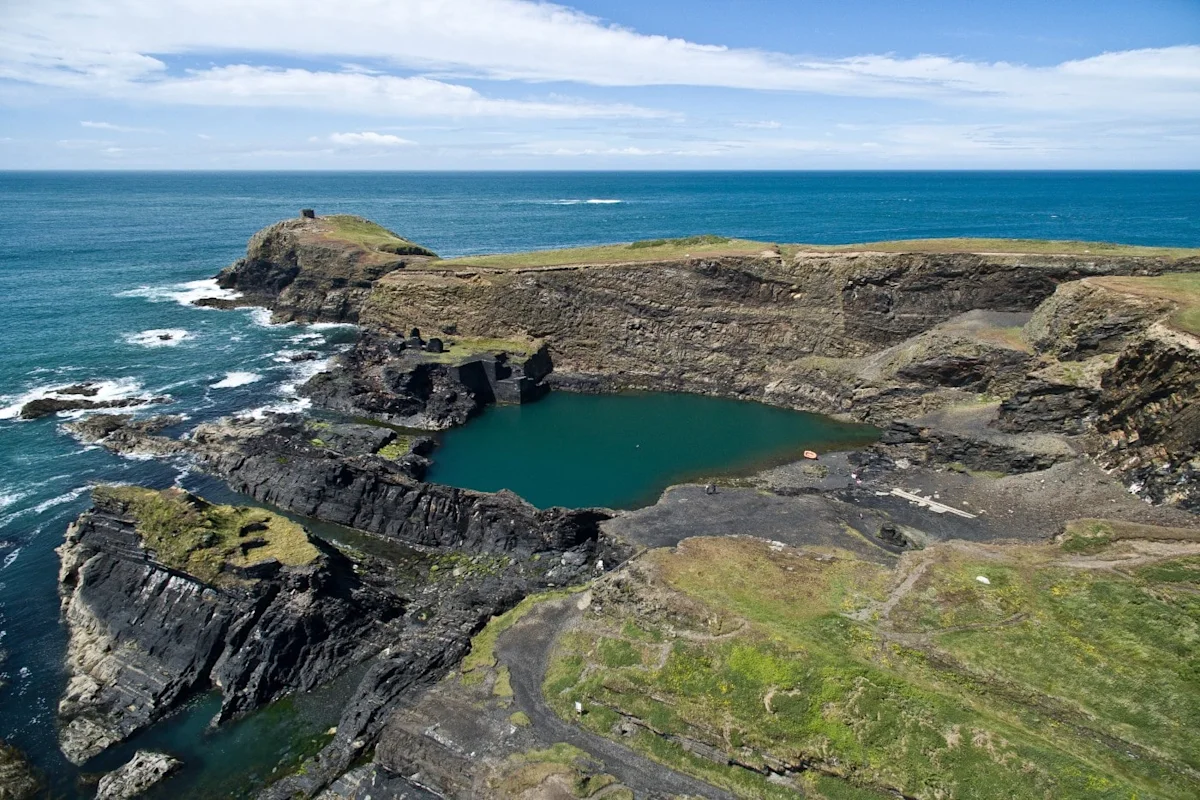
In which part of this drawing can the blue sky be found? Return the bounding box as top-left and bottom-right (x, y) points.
(1, 0), (1197, 169)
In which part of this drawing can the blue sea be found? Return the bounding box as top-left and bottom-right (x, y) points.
(1, 171), (1198, 795)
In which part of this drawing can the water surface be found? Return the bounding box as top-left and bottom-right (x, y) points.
(428, 391), (879, 509)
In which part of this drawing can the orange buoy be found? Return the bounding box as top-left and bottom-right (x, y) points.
(803, 450), (818, 460)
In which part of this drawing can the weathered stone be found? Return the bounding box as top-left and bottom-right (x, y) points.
(56, 490), (405, 763)
(0, 741), (41, 800)
(95, 750), (181, 800)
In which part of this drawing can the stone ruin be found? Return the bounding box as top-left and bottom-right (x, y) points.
(300, 208), (316, 219)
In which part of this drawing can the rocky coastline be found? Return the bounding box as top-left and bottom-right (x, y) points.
(47, 213), (1199, 797)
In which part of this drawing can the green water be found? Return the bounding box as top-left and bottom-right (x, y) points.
(427, 392), (879, 509)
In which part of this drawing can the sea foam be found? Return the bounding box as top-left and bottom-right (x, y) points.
(210, 372), (263, 389)
(0, 377), (144, 421)
(117, 278), (241, 307)
(123, 329), (194, 348)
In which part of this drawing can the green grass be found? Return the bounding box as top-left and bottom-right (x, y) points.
(440, 236), (1200, 271)
(375, 437), (411, 460)
(1061, 518), (1200, 553)
(318, 214), (437, 257)
(1091, 273), (1200, 336)
(93, 486), (319, 585)
(543, 536), (1200, 799)
(439, 236), (775, 268)
(794, 237), (1200, 259)
(460, 588), (581, 684)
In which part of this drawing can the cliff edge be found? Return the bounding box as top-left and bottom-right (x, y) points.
(207, 213), (437, 323)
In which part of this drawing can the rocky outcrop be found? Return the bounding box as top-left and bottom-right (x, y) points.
(206, 215), (437, 324)
(874, 421), (1069, 474)
(21, 394), (171, 420)
(0, 741), (40, 800)
(302, 333), (553, 429)
(1094, 327), (1200, 510)
(56, 488), (405, 764)
(188, 415), (607, 553)
(96, 751), (182, 799)
(361, 251), (1191, 413)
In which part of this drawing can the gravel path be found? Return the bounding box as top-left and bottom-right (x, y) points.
(496, 595), (736, 800)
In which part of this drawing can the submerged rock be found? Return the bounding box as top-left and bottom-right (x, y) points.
(0, 741), (41, 800)
(20, 394), (170, 420)
(95, 750), (181, 800)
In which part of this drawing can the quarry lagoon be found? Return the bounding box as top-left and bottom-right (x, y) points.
(427, 390), (880, 509)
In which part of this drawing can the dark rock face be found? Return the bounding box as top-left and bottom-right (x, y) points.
(1094, 334), (1200, 510)
(210, 216), (437, 324)
(877, 421), (1067, 474)
(190, 416), (607, 553)
(896, 351), (1030, 390)
(997, 380), (1101, 434)
(56, 491), (404, 764)
(302, 333), (553, 429)
(20, 395), (170, 420)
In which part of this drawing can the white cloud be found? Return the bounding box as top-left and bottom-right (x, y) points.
(1, 0), (1197, 120)
(81, 120), (160, 133)
(327, 131), (415, 147)
(127, 65), (665, 118)
(735, 121), (783, 130)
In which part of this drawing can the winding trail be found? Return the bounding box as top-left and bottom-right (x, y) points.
(496, 594), (735, 800)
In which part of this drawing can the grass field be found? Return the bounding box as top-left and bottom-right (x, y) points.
(1090, 273), (1200, 336)
(317, 214), (437, 257)
(793, 237), (1200, 259)
(94, 485), (319, 584)
(439, 235), (775, 268)
(438, 235), (1200, 271)
(539, 534), (1200, 799)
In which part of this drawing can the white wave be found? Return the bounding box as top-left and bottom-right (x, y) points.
(0, 377), (144, 421)
(210, 371), (263, 389)
(123, 329), (194, 348)
(243, 397), (313, 419)
(32, 486), (89, 515)
(585, 198), (622, 204)
(117, 278), (242, 307)
(308, 322), (359, 331)
(2, 549), (18, 570)
(0, 489), (29, 512)
(278, 356), (332, 397)
(248, 307), (278, 328)
(288, 332), (324, 343)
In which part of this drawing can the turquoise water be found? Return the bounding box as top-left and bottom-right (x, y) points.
(429, 392), (878, 509)
(0, 171), (1197, 795)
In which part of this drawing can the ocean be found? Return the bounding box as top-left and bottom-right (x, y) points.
(1, 170), (1197, 795)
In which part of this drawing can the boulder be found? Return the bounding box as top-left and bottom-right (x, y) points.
(95, 750), (181, 800)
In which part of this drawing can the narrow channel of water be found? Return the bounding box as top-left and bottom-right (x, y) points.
(427, 391), (880, 509)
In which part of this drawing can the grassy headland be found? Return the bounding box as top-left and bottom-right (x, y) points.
(439, 235), (775, 268)
(305, 214), (437, 260)
(536, 533), (1200, 799)
(94, 486), (320, 585)
(436, 235), (1200, 271)
(1090, 273), (1200, 336)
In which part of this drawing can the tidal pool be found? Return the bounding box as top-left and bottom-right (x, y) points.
(427, 391), (880, 509)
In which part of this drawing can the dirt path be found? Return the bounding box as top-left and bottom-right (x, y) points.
(496, 595), (736, 800)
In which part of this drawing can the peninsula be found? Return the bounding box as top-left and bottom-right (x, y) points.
(56, 211), (1199, 799)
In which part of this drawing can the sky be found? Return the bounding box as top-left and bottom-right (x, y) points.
(1, 0), (1198, 169)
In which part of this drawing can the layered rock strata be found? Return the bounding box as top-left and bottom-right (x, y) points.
(56, 487), (405, 764)
(205, 214), (437, 323)
(301, 333), (553, 429)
